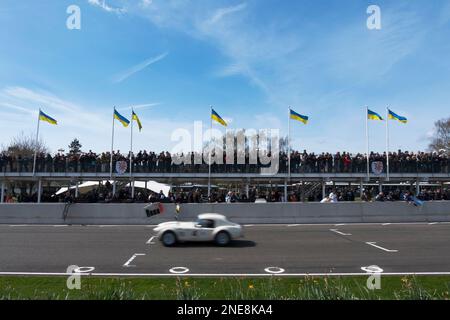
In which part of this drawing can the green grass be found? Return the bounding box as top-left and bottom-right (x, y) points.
(1, 276), (450, 300)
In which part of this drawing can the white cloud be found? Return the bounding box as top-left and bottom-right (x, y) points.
(117, 103), (162, 111)
(112, 52), (168, 83)
(140, 0), (153, 8)
(206, 3), (247, 25)
(0, 86), (195, 153)
(87, 0), (127, 14)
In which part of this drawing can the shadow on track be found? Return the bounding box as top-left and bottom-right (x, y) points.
(172, 240), (256, 248)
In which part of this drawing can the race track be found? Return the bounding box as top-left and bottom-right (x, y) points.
(1, 223), (450, 276)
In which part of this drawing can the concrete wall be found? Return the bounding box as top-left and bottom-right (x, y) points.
(1, 201), (450, 225)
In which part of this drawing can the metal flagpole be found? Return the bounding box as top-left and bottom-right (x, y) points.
(208, 106), (212, 198)
(110, 107), (115, 179)
(288, 107), (291, 179)
(130, 108), (134, 198)
(32, 109), (41, 176)
(386, 107), (390, 181)
(366, 106), (370, 181)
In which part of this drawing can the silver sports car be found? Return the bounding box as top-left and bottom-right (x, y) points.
(153, 213), (243, 247)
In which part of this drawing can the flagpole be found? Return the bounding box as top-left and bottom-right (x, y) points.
(288, 107), (291, 179)
(32, 109), (41, 177)
(110, 107), (115, 179)
(130, 108), (135, 199)
(130, 109), (134, 179)
(386, 107), (390, 181)
(366, 106), (370, 181)
(208, 106), (212, 199)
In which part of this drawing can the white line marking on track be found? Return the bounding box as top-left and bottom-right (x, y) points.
(123, 254), (146, 267)
(382, 223), (391, 226)
(287, 224), (300, 227)
(361, 265), (384, 273)
(74, 267), (95, 273)
(334, 224), (346, 226)
(3, 271), (450, 277)
(244, 225), (254, 227)
(428, 222), (439, 225)
(366, 242), (398, 253)
(169, 267), (189, 274)
(146, 236), (156, 244)
(330, 229), (352, 236)
(264, 267), (285, 274)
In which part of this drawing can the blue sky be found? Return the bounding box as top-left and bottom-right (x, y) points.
(0, 0), (449, 154)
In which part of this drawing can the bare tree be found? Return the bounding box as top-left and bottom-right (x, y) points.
(1, 132), (48, 157)
(428, 117), (450, 154)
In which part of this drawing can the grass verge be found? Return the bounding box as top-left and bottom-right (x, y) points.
(0, 275), (450, 300)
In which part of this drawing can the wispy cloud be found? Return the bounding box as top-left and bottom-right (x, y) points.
(112, 52), (168, 83)
(87, 0), (127, 14)
(117, 103), (162, 111)
(0, 86), (192, 153)
(206, 2), (247, 25)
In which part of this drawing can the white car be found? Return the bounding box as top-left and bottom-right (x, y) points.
(153, 213), (243, 247)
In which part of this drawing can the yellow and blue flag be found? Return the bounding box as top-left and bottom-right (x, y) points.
(114, 108), (130, 127)
(211, 109), (227, 127)
(367, 109), (383, 121)
(289, 109), (309, 124)
(39, 110), (57, 125)
(132, 110), (143, 131)
(388, 109), (407, 123)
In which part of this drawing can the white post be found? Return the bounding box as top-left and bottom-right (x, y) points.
(75, 181), (79, 198)
(386, 107), (390, 181)
(322, 181), (326, 199)
(208, 106), (212, 198)
(1, 180), (5, 203)
(366, 106), (370, 181)
(284, 178), (288, 202)
(288, 107), (291, 179)
(112, 180), (116, 196)
(416, 179), (420, 196)
(131, 180), (135, 199)
(32, 109), (41, 176)
(360, 179), (364, 198)
(37, 179), (42, 203)
(110, 107), (116, 178)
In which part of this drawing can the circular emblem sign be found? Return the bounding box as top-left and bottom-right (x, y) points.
(371, 161), (384, 175)
(116, 160), (128, 174)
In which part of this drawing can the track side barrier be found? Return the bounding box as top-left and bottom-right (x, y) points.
(0, 201), (449, 225)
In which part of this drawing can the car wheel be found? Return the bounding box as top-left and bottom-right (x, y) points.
(162, 231), (177, 247)
(215, 231), (231, 246)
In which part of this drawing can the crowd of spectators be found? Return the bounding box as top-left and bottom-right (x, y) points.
(3, 182), (449, 204)
(0, 149), (448, 174)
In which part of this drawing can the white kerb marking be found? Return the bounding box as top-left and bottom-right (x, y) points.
(330, 229), (352, 236)
(146, 236), (156, 244)
(366, 242), (398, 253)
(264, 267), (285, 274)
(361, 265), (384, 273)
(74, 266), (95, 273)
(123, 254), (146, 267)
(169, 267), (189, 274)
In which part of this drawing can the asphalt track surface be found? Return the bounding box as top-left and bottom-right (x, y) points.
(1, 223), (450, 276)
